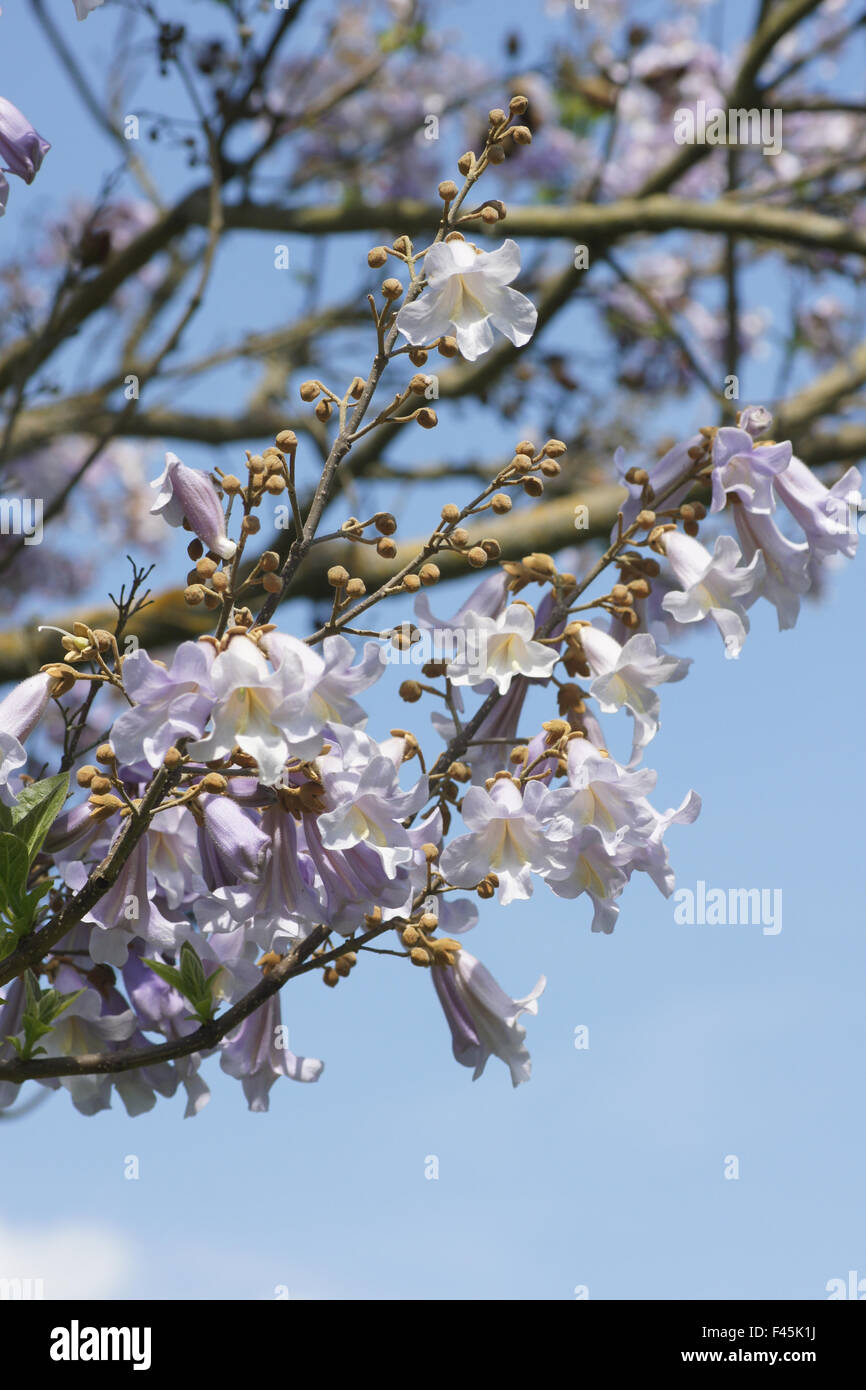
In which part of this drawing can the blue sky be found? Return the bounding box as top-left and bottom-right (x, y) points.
(0, 0), (864, 1301)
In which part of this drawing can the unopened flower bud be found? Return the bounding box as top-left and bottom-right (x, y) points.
(184, 584), (205, 605)
(200, 772), (228, 794)
(399, 680), (423, 702)
(419, 563), (440, 586)
(438, 180), (458, 201)
(511, 125), (532, 144)
(522, 476), (544, 497)
(299, 381), (320, 401)
(275, 429), (297, 450)
(327, 565), (350, 588)
(367, 246), (389, 268)
(509, 94), (528, 114)
(488, 108), (506, 126)
(467, 546), (488, 568)
(377, 537), (397, 559)
(457, 151), (473, 174)
(346, 577), (366, 598)
(76, 765), (98, 787)
(415, 407), (437, 429)
(315, 399), (332, 422)
(381, 277), (403, 300)
(437, 335), (458, 357)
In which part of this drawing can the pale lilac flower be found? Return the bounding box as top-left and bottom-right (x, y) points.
(738, 404), (773, 438)
(204, 803), (321, 952)
(710, 428), (792, 514)
(773, 456), (861, 561)
(0, 671), (53, 803)
(395, 239), (537, 361)
(661, 531), (764, 658)
(549, 738), (660, 850)
(188, 634), (325, 784)
(619, 790), (702, 898)
(220, 995), (323, 1112)
(77, 835), (185, 967)
(150, 452), (236, 561)
(317, 745), (428, 876)
(0, 670), (53, 741)
(36, 964), (143, 1117)
(110, 641), (215, 769)
(440, 777), (561, 906)
(732, 504), (811, 631)
(122, 946), (210, 1118)
(544, 823), (628, 933)
(580, 627), (691, 763)
(432, 949), (545, 1087)
(197, 794), (272, 889)
(0, 96), (50, 186)
(447, 603), (558, 695)
(265, 630), (381, 729)
(0, 978), (25, 1110)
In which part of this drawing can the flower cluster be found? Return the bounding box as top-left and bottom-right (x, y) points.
(0, 80), (860, 1121)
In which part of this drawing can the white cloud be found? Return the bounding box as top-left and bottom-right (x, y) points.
(0, 1219), (132, 1299)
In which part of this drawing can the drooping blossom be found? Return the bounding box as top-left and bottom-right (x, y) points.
(661, 531), (764, 658)
(432, 949), (545, 1087)
(0, 96), (50, 188)
(150, 452), (236, 561)
(579, 626), (691, 763)
(710, 429), (793, 515)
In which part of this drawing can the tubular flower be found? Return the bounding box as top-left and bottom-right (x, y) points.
(661, 531), (764, 659)
(432, 948), (545, 1087)
(150, 452), (236, 561)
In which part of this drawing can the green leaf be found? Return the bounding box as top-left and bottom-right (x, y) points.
(179, 941), (207, 999)
(10, 773), (69, 864)
(0, 834), (29, 917)
(143, 957), (185, 995)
